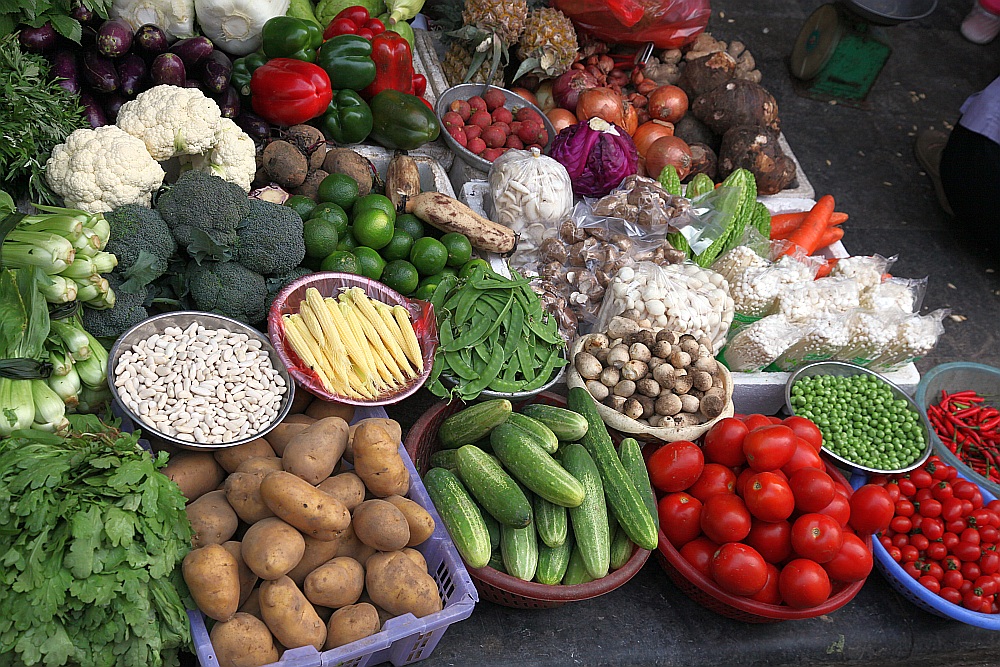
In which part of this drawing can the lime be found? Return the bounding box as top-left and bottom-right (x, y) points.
(302, 218), (341, 259)
(317, 173), (359, 210)
(352, 193), (396, 224)
(409, 237), (448, 277)
(284, 195), (316, 220)
(381, 259), (420, 295)
(310, 203), (350, 237)
(437, 266), (459, 279)
(413, 281), (438, 300)
(394, 213), (424, 240)
(353, 209), (394, 250)
(380, 229), (414, 262)
(353, 246), (387, 280)
(301, 254), (324, 271)
(320, 250), (360, 274)
(337, 227), (359, 252)
(459, 258), (490, 280)
(440, 232), (473, 267)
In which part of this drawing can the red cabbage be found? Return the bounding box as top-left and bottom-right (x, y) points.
(549, 117), (638, 198)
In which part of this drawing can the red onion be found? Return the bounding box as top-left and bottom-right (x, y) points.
(553, 69), (599, 112)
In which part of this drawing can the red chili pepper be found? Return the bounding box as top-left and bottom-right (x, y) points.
(360, 31), (414, 100)
(250, 58), (333, 126)
(324, 6), (370, 39)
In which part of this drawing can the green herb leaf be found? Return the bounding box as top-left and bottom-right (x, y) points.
(47, 13), (81, 42)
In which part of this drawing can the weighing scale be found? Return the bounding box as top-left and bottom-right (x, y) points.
(790, 0), (937, 107)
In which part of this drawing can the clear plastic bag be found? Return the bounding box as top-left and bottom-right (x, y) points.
(859, 276), (928, 314)
(552, 0), (710, 49)
(869, 308), (950, 371)
(830, 254), (896, 294)
(728, 254), (819, 318)
(774, 276), (862, 322)
(773, 315), (851, 371)
(723, 314), (806, 373)
(833, 309), (906, 367)
(711, 245), (770, 286)
(588, 174), (692, 233)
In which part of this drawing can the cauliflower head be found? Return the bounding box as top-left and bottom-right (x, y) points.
(44, 125), (165, 214)
(111, 0), (196, 38)
(117, 85), (223, 161)
(178, 118), (257, 192)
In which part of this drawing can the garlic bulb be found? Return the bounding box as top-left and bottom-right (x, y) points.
(489, 147), (574, 242)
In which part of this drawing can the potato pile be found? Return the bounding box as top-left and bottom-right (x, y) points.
(254, 126), (374, 201)
(573, 316), (727, 428)
(163, 394), (440, 667)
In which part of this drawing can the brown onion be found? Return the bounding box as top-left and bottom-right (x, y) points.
(546, 107), (578, 133)
(647, 85), (689, 124)
(645, 135), (693, 181)
(576, 87), (624, 126)
(553, 69), (599, 111)
(621, 100), (638, 136)
(511, 87), (538, 107)
(534, 80), (555, 112)
(632, 119), (675, 156)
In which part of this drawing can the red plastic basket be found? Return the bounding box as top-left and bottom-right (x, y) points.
(404, 391), (651, 609)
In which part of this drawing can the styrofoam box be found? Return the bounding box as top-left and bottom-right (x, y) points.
(353, 144), (456, 199)
(772, 133), (815, 200)
(190, 406), (479, 667)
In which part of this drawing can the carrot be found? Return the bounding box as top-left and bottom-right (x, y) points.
(781, 195), (836, 256)
(814, 257), (839, 278)
(816, 225), (844, 250)
(770, 211), (849, 240)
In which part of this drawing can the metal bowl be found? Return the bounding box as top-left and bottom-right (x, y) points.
(439, 350), (568, 402)
(108, 311), (295, 451)
(784, 361), (932, 475)
(843, 0), (937, 25)
(435, 83), (558, 174)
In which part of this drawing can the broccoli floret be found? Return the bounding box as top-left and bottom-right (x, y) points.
(266, 266), (312, 310)
(81, 272), (149, 339)
(103, 204), (178, 293)
(187, 261), (268, 324)
(156, 171), (251, 263)
(234, 199), (306, 276)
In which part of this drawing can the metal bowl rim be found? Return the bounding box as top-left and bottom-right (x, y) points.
(439, 346), (568, 401)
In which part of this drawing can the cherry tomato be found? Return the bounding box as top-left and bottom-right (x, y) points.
(742, 414), (773, 431)
(971, 489), (985, 510)
(943, 569), (964, 590)
(791, 513), (844, 563)
(679, 536), (718, 578)
(977, 575), (999, 596)
(779, 559), (832, 609)
(940, 587), (963, 605)
(884, 483), (902, 502)
(701, 494), (752, 544)
(823, 532), (873, 583)
(981, 525), (999, 544)
(745, 519), (793, 564)
(919, 575), (941, 594)
(962, 527), (982, 546)
(917, 498), (943, 519)
(915, 488), (934, 503)
(890, 516), (913, 534)
(711, 543), (769, 596)
(818, 491), (852, 528)
(910, 534), (930, 552)
(900, 545), (920, 563)
(910, 468), (934, 489)
(880, 535), (894, 550)
(788, 467), (836, 514)
(892, 533), (910, 549)
(922, 517), (945, 541)
(903, 560), (923, 580)
(750, 563), (783, 605)
(929, 461), (951, 481)
(895, 499), (916, 518)
(954, 541), (983, 562)
(942, 498), (965, 522)
(898, 478), (917, 497)
(926, 561), (945, 581)
(943, 554), (962, 571)
(933, 481), (955, 502)
(743, 425), (797, 472)
(743, 472), (795, 522)
(781, 437), (825, 477)
(687, 463), (737, 502)
(781, 416), (823, 452)
(848, 484), (894, 535)
(887, 545), (903, 562)
(980, 550), (1000, 575)
(702, 418), (749, 467)
(972, 509), (995, 529)
(962, 561), (982, 581)
(963, 589), (984, 611)
(658, 492), (704, 548)
(988, 500), (1000, 513)
(955, 481), (978, 500)
(648, 441), (704, 493)
(947, 518), (968, 535)
(961, 499), (975, 516)
(926, 541), (948, 561)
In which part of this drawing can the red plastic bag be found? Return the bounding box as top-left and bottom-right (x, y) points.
(553, 0), (711, 50)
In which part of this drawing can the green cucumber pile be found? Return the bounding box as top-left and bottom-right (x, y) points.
(423, 389), (659, 585)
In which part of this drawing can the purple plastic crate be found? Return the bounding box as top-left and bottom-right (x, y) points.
(189, 406), (478, 667)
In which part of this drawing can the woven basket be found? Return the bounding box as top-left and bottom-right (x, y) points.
(405, 391), (651, 609)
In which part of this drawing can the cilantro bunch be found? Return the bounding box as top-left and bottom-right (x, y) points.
(0, 415), (194, 667)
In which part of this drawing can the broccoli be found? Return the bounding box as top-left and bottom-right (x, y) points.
(81, 272), (149, 340)
(266, 266), (312, 310)
(155, 171), (251, 263)
(234, 199), (306, 276)
(187, 260), (269, 325)
(103, 204), (178, 293)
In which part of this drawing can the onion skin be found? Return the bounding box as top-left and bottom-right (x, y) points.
(546, 108), (578, 133)
(535, 80), (555, 112)
(511, 87), (538, 107)
(553, 69), (599, 111)
(645, 135), (693, 181)
(647, 85), (688, 124)
(576, 87), (625, 126)
(632, 119), (675, 157)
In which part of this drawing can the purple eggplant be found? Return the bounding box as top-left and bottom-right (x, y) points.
(96, 19), (134, 57)
(117, 52), (147, 97)
(199, 49), (232, 95)
(103, 91), (128, 123)
(169, 36), (214, 69)
(83, 51), (119, 92)
(78, 91), (109, 128)
(80, 25), (98, 48)
(48, 50), (81, 94)
(19, 23), (58, 53)
(214, 86), (241, 119)
(70, 4), (96, 24)
(150, 52), (187, 87)
(183, 78), (205, 92)
(134, 24), (169, 57)
(235, 111), (270, 141)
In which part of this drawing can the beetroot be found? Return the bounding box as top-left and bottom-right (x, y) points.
(468, 96), (487, 113)
(491, 106), (513, 125)
(483, 88), (506, 112)
(449, 99), (472, 121)
(470, 110), (493, 128)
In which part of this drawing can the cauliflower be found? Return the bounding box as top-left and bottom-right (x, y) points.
(117, 85), (222, 161)
(178, 118), (256, 191)
(111, 0), (196, 39)
(44, 125), (165, 214)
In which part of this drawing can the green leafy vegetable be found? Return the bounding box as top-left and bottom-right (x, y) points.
(0, 0), (112, 42)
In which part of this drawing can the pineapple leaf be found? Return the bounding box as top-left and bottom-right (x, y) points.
(512, 56), (540, 84)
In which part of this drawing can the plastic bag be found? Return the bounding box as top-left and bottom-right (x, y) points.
(553, 0), (710, 49)
(859, 276), (928, 314)
(728, 255), (820, 318)
(774, 316), (851, 371)
(711, 245), (769, 286)
(830, 254), (896, 294)
(722, 314), (806, 372)
(774, 276), (862, 322)
(489, 148), (574, 255)
(869, 309), (950, 371)
(833, 309), (906, 368)
(590, 174), (692, 232)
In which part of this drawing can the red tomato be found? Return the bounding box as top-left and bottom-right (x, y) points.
(679, 536), (718, 578)
(943, 569), (964, 590)
(920, 575), (941, 594)
(890, 516), (913, 534)
(953, 541), (982, 562)
(711, 543), (769, 596)
(927, 541), (949, 561)
(941, 587), (963, 605)
(658, 492), (703, 548)
(822, 533), (873, 583)
(736, 467), (756, 497)
(687, 463), (738, 502)
(955, 480), (978, 500)
(781, 437), (826, 477)
(981, 551), (1000, 575)
(749, 563), (783, 605)
(887, 546), (903, 562)
(910, 468), (934, 489)
(933, 481), (955, 502)
(743, 425), (797, 472)
(745, 519), (793, 564)
(743, 472), (795, 522)
(895, 499), (916, 517)
(701, 494), (752, 544)
(648, 440), (704, 493)
(898, 478), (917, 497)
(942, 497), (965, 522)
(963, 561), (982, 581)
(779, 559), (832, 609)
(742, 414), (773, 431)
(788, 468), (836, 513)
(848, 485), (894, 535)
(910, 534), (930, 552)
(782, 415), (823, 452)
(702, 418), (749, 467)
(977, 575), (999, 596)
(918, 498), (943, 519)
(900, 545), (920, 563)
(791, 513), (844, 563)
(818, 491), (852, 528)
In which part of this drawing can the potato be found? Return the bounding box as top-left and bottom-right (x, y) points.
(161, 451), (226, 503)
(183, 544), (241, 622)
(186, 490), (239, 548)
(237, 456), (284, 476)
(214, 438), (276, 474)
(324, 603), (380, 650)
(305, 400), (356, 422)
(242, 517), (307, 580)
(287, 533), (344, 587)
(284, 414), (317, 425)
(384, 495), (435, 547)
(352, 422), (409, 498)
(283, 417), (349, 484)
(260, 471), (350, 540)
(303, 557), (365, 609)
(336, 523), (377, 566)
(210, 612), (279, 667)
(289, 387), (314, 415)
(265, 423), (310, 456)
(221, 541), (259, 608)
(259, 576), (327, 651)
(225, 472), (275, 524)
(358, 592), (396, 627)
(316, 472), (366, 511)
(322, 148), (373, 196)
(262, 140), (308, 189)
(346, 418), (402, 464)
(240, 587), (262, 619)
(365, 552), (442, 619)
(352, 500), (410, 552)
(401, 547), (427, 572)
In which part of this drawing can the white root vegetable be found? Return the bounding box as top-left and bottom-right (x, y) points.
(405, 192), (516, 253)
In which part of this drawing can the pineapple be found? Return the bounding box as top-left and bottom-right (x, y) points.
(438, 0), (529, 87)
(461, 0), (528, 49)
(515, 7), (579, 81)
(443, 41), (505, 86)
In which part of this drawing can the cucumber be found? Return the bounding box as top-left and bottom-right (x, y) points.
(609, 523), (634, 570)
(567, 387), (658, 550)
(618, 437), (659, 530)
(429, 448), (459, 471)
(506, 412), (559, 454)
(536, 532), (574, 585)
(422, 467), (491, 569)
(560, 444), (610, 580)
(490, 422), (585, 508)
(482, 508), (501, 551)
(520, 404), (589, 442)
(534, 494), (568, 548)
(500, 508), (538, 581)
(438, 399), (512, 449)
(455, 444), (532, 528)
(488, 549), (506, 572)
(561, 542), (595, 585)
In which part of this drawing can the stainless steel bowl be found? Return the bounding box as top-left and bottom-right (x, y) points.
(784, 360), (932, 475)
(107, 311), (295, 451)
(440, 348), (568, 402)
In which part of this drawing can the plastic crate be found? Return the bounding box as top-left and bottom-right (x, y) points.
(189, 406), (478, 667)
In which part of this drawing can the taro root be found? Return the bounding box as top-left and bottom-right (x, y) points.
(599, 366), (620, 387)
(655, 393), (682, 416)
(587, 380), (610, 401)
(679, 394), (701, 413)
(623, 398), (644, 420)
(673, 115), (719, 151)
(718, 124), (797, 195)
(605, 395), (627, 412)
(575, 352), (603, 380)
(681, 51), (737, 98)
(613, 379), (636, 397)
(637, 377), (661, 398)
(687, 142), (718, 181)
(690, 79), (780, 135)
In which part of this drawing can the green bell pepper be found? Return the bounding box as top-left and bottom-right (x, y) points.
(316, 35), (377, 92)
(368, 89), (441, 150)
(316, 90), (373, 145)
(261, 16), (323, 62)
(231, 52), (268, 98)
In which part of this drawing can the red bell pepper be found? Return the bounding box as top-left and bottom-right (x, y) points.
(412, 72), (427, 97)
(250, 58), (333, 126)
(323, 6), (384, 40)
(360, 31), (413, 100)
